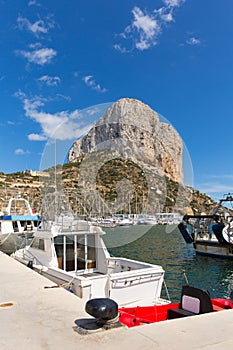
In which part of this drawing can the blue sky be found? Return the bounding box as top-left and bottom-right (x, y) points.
(1, 0), (233, 200)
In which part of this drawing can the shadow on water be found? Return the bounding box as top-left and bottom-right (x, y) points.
(103, 225), (233, 302)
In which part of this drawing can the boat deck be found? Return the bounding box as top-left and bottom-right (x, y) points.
(78, 271), (104, 277)
(1, 252), (233, 350)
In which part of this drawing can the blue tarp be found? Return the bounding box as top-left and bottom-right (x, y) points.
(0, 215), (40, 221)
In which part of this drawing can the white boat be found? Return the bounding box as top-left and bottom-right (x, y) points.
(94, 217), (117, 228)
(0, 195), (40, 254)
(178, 193), (233, 258)
(143, 215), (159, 225)
(12, 216), (167, 307)
(116, 217), (133, 226)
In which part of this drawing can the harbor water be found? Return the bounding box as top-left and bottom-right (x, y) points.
(103, 224), (233, 302)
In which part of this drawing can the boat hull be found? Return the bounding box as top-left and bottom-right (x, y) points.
(14, 255), (165, 307)
(194, 241), (233, 259)
(119, 297), (233, 327)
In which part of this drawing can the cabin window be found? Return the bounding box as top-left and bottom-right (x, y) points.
(13, 221), (19, 232)
(76, 235), (96, 269)
(87, 235), (96, 268)
(26, 221), (33, 230)
(20, 220), (27, 231)
(31, 238), (45, 250)
(38, 239), (45, 250)
(54, 234), (96, 272)
(34, 220), (40, 228)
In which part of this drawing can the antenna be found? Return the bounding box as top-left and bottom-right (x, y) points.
(183, 270), (189, 285)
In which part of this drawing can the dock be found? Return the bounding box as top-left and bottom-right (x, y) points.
(1, 251), (233, 350)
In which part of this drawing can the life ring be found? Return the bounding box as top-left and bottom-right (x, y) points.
(222, 221), (233, 243)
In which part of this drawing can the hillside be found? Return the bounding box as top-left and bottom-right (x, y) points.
(0, 165), (218, 218)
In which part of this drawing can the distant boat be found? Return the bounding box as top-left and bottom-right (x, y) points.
(0, 195), (40, 254)
(90, 217), (117, 228)
(143, 215), (158, 225)
(116, 217), (133, 226)
(12, 216), (167, 307)
(178, 193), (233, 258)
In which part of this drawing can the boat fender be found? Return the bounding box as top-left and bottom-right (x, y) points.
(119, 310), (140, 327)
(212, 224), (230, 244)
(27, 260), (33, 269)
(119, 310), (151, 327)
(222, 222), (233, 243)
(212, 298), (233, 309)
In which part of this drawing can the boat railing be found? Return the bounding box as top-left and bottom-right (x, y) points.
(106, 257), (155, 274)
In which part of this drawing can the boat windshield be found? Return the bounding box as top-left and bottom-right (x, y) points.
(54, 234), (96, 272)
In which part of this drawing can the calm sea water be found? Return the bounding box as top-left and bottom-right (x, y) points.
(103, 224), (233, 302)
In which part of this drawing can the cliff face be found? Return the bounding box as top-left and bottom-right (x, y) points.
(68, 98), (183, 183)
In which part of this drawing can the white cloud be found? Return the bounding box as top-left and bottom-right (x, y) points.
(28, 133), (47, 141)
(113, 44), (129, 53)
(29, 42), (42, 49)
(16, 93), (94, 141)
(196, 174), (233, 197)
(115, 1), (186, 52)
(197, 182), (233, 195)
(210, 174), (233, 180)
(28, 0), (40, 6)
(56, 94), (71, 102)
(17, 47), (57, 65)
(132, 7), (160, 44)
(38, 75), (61, 86)
(17, 15), (54, 37)
(121, 7), (160, 51)
(160, 13), (174, 22)
(83, 75), (107, 93)
(163, 0), (184, 7)
(186, 37), (201, 45)
(15, 148), (29, 155)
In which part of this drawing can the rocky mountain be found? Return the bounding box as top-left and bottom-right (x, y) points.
(0, 99), (223, 218)
(68, 98), (183, 183)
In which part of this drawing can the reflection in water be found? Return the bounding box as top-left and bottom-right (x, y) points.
(103, 225), (233, 302)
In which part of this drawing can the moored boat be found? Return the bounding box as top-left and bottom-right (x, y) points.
(118, 286), (233, 327)
(73, 284), (233, 334)
(178, 193), (233, 258)
(12, 216), (168, 307)
(0, 194), (40, 254)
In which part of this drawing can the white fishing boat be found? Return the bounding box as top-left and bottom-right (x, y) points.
(12, 216), (167, 307)
(0, 195), (40, 254)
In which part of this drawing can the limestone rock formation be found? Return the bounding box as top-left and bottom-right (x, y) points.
(68, 98), (183, 183)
